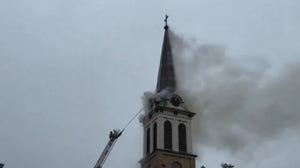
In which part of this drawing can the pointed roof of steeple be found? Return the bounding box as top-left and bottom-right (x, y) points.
(156, 16), (176, 92)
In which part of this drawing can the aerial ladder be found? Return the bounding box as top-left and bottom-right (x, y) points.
(93, 107), (143, 168)
(93, 129), (123, 168)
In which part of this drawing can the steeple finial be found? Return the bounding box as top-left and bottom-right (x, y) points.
(164, 14), (169, 29)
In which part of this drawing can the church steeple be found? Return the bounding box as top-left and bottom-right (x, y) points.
(156, 15), (176, 92)
(140, 16), (197, 168)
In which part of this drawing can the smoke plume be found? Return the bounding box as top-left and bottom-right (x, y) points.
(169, 30), (300, 157)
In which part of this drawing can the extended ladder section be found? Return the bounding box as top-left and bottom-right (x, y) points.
(93, 107), (143, 168)
(93, 129), (122, 168)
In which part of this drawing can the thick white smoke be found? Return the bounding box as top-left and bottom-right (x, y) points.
(169, 30), (300, 160)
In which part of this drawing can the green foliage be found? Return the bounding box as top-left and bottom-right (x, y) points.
(221, 163), (234, 168)
(201, 162), (235, 168)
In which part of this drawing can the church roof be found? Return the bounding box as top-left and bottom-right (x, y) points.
(156, 21), (177, 92)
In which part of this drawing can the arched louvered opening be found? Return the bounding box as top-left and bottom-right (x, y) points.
(146, 128), (150, 154)
(164, 120), (172, 150)
(153, 122), (157, 150)
(178, 123), (187, 152)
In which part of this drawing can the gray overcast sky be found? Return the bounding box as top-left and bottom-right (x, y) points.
(1, 0), (300, 168)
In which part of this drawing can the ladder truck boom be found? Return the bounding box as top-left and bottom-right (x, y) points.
(93, 107), (143, 168)
(94, 129), (123, 168)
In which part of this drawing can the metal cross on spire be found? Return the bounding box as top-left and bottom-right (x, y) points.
(164, 14), (169, 29)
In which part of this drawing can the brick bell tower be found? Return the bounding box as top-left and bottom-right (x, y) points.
(140, 16), (197, 168)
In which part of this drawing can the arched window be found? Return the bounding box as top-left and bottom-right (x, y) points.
(171, 162), (182, 168)
(164, 120), (172, 150)
(153, 122), (157, 150)
(178, 123), (187, 152)
(146, 128), (150, 154)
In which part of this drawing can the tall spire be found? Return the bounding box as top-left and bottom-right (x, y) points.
(156, 15), (176, 92)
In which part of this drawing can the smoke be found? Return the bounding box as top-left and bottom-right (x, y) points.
(169, 30), (300, 157)
(140, 89), (176, 122)
(139, 92), (154, 122)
